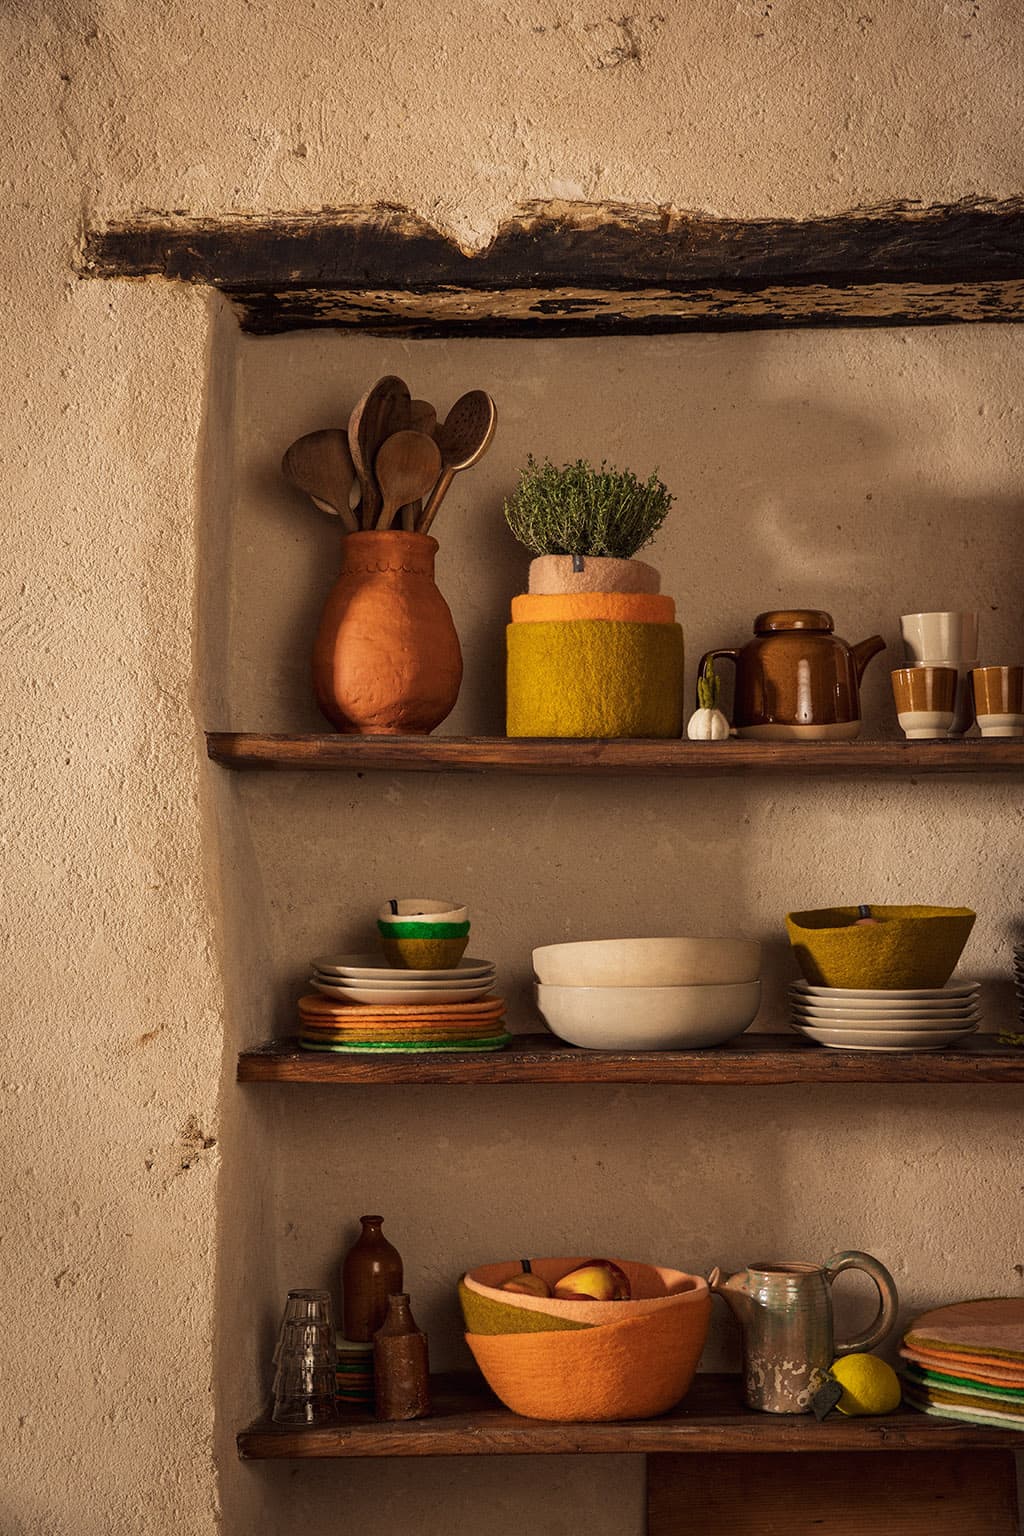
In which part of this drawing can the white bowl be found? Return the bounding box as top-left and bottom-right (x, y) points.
(536, 981), (761, 1050)
(532, 937), (761, 988)
(377, 898), (469, 926)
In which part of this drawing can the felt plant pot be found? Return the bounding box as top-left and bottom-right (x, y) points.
(527, 555), (661, 596)
(506, 620), (684, 738)
(312, 531), (463, 735)
(511, 592), (676, 624)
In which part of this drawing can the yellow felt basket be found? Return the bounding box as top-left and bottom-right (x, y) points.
(506, 620), (684, 738)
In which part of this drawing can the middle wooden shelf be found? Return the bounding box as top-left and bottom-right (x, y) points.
(238, 1033), (1024, 1085)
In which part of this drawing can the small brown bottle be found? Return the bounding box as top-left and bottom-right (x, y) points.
(374, 1293), (430, 1421)
(341, 1215), (403, 1342)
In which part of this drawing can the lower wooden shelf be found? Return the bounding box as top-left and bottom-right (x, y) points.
(237, 1371), (1022, 1458)
(237, 1033), (1024, 1084)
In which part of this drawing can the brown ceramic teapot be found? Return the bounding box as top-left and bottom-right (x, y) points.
(699, 611), (885, 741)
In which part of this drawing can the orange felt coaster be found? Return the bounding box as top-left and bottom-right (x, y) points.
(905, 1298), (1024, 1361)
(298, 994), (504, 1019)
(900, 1346), (1024, 1387)
(511, 592), (676, 625)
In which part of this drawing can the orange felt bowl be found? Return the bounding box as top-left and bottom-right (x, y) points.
(466, 1298), (710, 1421)
(511, 593), (676, 625)
(464, 1257), (704, 1325)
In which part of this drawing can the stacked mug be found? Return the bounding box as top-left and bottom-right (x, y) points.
(891, 612), (978, 740)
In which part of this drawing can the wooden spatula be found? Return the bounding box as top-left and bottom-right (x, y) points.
(348, 376), (411, 528)
(375, 430), (443, 531)
(282, 429), (359, 532)
(418, 391), (497, 534)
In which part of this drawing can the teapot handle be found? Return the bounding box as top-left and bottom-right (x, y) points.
(824, 1250), (899, 1356)
(696, 649), (739, 709)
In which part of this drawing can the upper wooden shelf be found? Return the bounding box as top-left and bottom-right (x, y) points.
(237, 1371), (1023, 1458)
(238, 1034), (1024, 1086)
(207, 733), (1024, 777)
(82, 198), (1024, 336)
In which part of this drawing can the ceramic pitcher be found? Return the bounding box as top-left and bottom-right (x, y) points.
(698, 611), (885, 740)
(313, 530), (463, 735)
(709, 1252), (898, 1413)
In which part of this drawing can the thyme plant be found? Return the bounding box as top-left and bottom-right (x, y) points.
(504, 457), (673, 559)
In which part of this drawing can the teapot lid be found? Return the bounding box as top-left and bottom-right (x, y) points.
(755, 610), (833, 634)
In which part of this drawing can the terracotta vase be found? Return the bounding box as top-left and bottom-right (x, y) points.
(342, 1215), (404, 1342)
(313, 531), (462, 734)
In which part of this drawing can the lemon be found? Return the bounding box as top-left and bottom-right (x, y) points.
(830, 1353), (902, 1415)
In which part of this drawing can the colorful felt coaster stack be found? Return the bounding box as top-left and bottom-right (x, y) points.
(297, 993), (511, 1053)
(336, 1338), (375, 1412)
(900, 1297), (1024, 1430)
(506, 585), (684, 739)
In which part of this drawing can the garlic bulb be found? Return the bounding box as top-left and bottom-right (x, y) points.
(687, 706), (730, 741)
(687, 656), (730, 741)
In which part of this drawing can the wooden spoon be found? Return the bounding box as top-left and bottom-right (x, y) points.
(375, 430), (443, 531)
(402, 400), (438, 529)
(418, 391), (497, 534)
(348, 376), (411, 528)
(282, 429), (359, 532)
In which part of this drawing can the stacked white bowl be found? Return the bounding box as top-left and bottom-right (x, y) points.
(532, 937), (761, 1050)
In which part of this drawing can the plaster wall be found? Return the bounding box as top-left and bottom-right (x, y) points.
(2, 3), (1023, 1534)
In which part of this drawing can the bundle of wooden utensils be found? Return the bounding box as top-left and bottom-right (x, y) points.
(282, 375), (497, 535)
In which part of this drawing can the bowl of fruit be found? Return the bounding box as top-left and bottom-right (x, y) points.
(459, 1256), (710, 1420)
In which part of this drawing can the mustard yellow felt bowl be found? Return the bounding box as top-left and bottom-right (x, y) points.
(786, 905), (976, 989)
(462, 1257), (707, 1327)
(380, 935), (469, 970)
(458, 1280), (592, 1336)
(465, 1295), (710, 1421)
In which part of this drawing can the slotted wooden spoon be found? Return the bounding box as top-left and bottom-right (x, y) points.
(282, 429), (359, 532)
(348, 376), (411, 528)
(418, 391), (497, 534)
(375, 430), (443, 531)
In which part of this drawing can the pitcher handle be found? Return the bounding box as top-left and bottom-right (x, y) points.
(824, 1250), (899, 1356)
(696, 649), (740, 709)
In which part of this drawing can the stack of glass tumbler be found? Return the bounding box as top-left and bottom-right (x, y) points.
(272, 1289), (338, 1425)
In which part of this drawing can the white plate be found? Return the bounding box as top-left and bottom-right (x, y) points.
(789, 989), (979, 1013)
(794, 1022), (979, 1050)
(312, 955), (496, 981)
(791, 1014), (980, 1035)
(313, 971), (488, 992)
(311, 980), (496, 1005)
(791, 981), (979, 1002)
(791, 1004), (981, 1026)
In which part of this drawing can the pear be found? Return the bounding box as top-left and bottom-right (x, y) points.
(499, 1259), (552, 1298)
(553, 1259), (631, 1302)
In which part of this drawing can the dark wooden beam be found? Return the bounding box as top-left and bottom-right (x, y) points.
(81, 198), (1024, 335)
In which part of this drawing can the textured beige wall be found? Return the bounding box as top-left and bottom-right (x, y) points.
(4, 2), (1024, 1533)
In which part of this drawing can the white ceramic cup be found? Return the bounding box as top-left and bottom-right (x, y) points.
(900, 611), (980, 666)
(975, 713), (1024, 738)
(900, 614), (979, 736)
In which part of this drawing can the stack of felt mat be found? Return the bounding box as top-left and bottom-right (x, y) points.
(297, 992), (511, 1053)
(336, 1338), (374, 1411)
(900, 1297), (1024, 1430)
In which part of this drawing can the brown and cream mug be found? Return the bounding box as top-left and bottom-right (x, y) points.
(890, 666), (956, 740)
(970, 666), (1024, 738)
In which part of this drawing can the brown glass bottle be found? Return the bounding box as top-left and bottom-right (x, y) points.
(373, 1293), (430, 1421)
(341, 1215), (403, 1342)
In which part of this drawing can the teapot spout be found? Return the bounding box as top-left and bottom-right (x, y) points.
(851, 634), (886, 684)
(708, 1265), (751, 1323)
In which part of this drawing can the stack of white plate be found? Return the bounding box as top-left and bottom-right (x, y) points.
(310, 954), (496, 1005)
(789, 980), (981, 1053)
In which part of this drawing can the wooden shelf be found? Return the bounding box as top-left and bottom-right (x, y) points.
(207, 733), (1024, 776)
(237, 1371), (1023, 1457)
(82, 198), (1024, 336)
(238, 1033), (1024, 1085)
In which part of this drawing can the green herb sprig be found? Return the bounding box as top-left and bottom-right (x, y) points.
(503, 457), (673, 559)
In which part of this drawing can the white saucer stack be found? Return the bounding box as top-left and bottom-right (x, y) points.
(789, 980), (981, 1053)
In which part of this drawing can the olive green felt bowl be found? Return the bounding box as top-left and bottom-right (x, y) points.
(380, 935), (470, 970)
(458, 1280), (592, 1336)
(785, 905), (976, 989)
